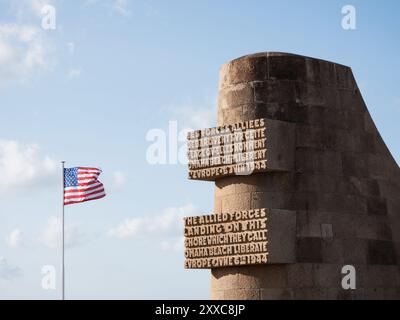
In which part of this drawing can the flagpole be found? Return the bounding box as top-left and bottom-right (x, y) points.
(61, 161), (65, 301)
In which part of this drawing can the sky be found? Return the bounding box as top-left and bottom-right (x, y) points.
(0, 0), (399, 300)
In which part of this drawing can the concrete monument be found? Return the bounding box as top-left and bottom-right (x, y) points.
(184, 52), (400, 300)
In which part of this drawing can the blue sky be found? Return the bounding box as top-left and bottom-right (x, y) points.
(0, 0), (399, 299)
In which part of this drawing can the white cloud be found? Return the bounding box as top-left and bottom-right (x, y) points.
(11, 0), (54, 18)
(112, 0), (130, 16)
(111, 171), (126, 190)
(108, 204), (197, 239)
(0, 257), (21, 280)
(161, 236), (184, 252)
(67, 68), (82, 78)
(0, 23), (54, 85)
(39, 216), (87, 249)
(0, 140), (57, 192)
(5, 229), (24, 248)
(82, 0), (131, 16)
(67, 42), (75, 54)
(29, 0), (52, 16)
(168, 98), (216, 130)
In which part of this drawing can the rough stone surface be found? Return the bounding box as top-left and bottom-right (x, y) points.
(210, 52), (400, 300)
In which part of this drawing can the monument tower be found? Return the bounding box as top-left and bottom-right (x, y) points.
(184, 52), (400, 299)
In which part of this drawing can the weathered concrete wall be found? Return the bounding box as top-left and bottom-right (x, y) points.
(211, 52), (400, 300)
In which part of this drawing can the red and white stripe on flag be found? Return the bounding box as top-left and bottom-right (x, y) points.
(64, 167), (106, 205)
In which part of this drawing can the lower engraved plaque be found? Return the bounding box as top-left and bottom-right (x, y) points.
(184, 208), (269, 269)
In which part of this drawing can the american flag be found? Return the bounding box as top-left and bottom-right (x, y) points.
(64, 167), (106, 206)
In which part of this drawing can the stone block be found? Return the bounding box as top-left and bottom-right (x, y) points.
(241, 103), (271, 121)
(218, 83), (254, 110)
(294, 82), (325, 107)
(321, 224), (333, 239)
(295, 148), (342, 175)
(264, 119), (296, 170)
(235, 268), (262, 289)
(342, 238), (368, 264)
(295, 125), (338, 150)
(211, 269), (238, 290)
(236, 172), (294, 193)
(286, 263), (314, 288)
(345, 177), (380, 197)
(313, 263), (341, 287)
(321, 239), (344, 263)
(343, 110), (366, 132)
(353, 215), (392, 241)
(341, 152), (369, 178)
(223, 289), (260, 300)
(221, 192), (251, 212)
(226, 54), (268, 85)
(267, 209), (297, 263)
(215, 177), (237, 196)
(292, 288), (324, 300)
(318, 60), (336, 87)
(335, 64), (354, 89)
(316, 193), (366, 214)
(294, 173), (339, 194)
(244, 265), (288, 288)
(221, 106), (242, 124)
(338, 88), (363, 113)
(251, 191), (293, 210)
(267, 54), (307, 81)
(376, 179), (400, 200)
(210, 290), (225, 300)
(254, 80), (297, 104)
(364, 111), (378, 134)
(292, 192), (319, 211)
(213, 195), (222, 214)
(358, 265), (399, 290)
(367, 154), (387, 179)
(305, 57), (321, 85)
(387, 198), (400, 217)
(367, 240), (397, 265)
(296, 237), (323, 263)
(367, 197), (388, 216)
(248, 101), (307, 123)
(303, 106), (336, 127)
(296, 210), (333, 238)
(260, 288), (293, 300)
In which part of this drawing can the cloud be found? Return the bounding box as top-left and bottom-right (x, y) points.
(39, 216), (87, 249)
(0, 140), (57, 192)
(108, 204), (197, 239)
(111, 171), (126, 190)
(67, 42), (75, 54)
(112, 0), (130, 16)
(82, 0), (131, 16)
(168, 98), (216, 130)
(5, 229), (24, 248)
(67, 68), (82, 78)
(0, 257), (21, 280)
(10, 0), (54, 18)
(0, 23), (54, 85)
(161, 236), (184, 252)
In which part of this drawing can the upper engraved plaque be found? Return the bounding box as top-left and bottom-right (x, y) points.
(187, 118), (295, 181)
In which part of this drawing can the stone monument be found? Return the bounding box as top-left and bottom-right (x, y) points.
(184, 52), (400, 299)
